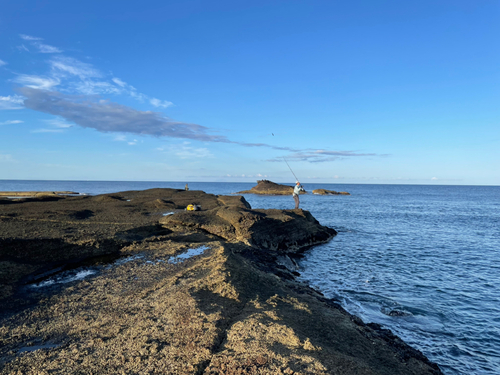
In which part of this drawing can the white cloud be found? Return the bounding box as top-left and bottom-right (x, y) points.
(71, 80), (122, 95)
(17, 44), (29, 52)
(431, 177), (438, 180)
(20, 34), (43, 41)
(30, 117), (73, 133)
(112, 78), (127, 87)
(11, 39), (174, 109)
(0, 59), (7, 66)
(36, 43), (62, 53)
(13, 74), (60, 90)
(0, 120), (23, 125)
(0, 95), (24, 110)
(43, 118), (73, 128)
(19, 34), (61, 53)
(150, 98), (173, 108)
(50, 56), (101, 80)
(112, 134), (140, 146)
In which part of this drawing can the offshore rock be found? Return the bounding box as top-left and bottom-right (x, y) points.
(237, 179), (306, 195)
(0, 188), (442, 374)
(312, 189), (351, 196)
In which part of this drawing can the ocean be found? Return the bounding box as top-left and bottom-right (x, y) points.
(1, 180), (499, 374)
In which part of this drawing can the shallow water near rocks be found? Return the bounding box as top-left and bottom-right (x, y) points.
(2, 180), (499, 374)
(27, 246), (210, 289)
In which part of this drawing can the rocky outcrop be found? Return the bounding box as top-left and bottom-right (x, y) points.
(312, 189), (350, 196)
(0, 191), (78, 197)
(237, 180), (305, 195)
(0, 188), (442, 375)
(160, 207), (336, 252)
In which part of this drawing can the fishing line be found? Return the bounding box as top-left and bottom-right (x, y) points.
(283, 157), (299, 182)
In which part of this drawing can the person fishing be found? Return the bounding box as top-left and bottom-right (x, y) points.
(282, 156), (305, 209)
(293, 181), (305, 209)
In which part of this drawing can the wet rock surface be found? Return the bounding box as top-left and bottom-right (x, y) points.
(237, 180), (305, 196)
(0, 188), (442, 374)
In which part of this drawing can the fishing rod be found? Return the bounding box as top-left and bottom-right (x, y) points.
(283, 157), (299, 182)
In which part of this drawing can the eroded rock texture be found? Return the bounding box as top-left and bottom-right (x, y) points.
(0, 188), (442, 375)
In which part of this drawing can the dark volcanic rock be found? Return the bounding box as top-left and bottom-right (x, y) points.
(160, 207), (336, 252)
(0, 188), (442, 375)
(0, 188), (250, 301)
(237, 179), (306, 195)
(312, 189), (350, 195)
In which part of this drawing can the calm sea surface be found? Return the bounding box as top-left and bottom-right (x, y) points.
(1, 180), (499, 375)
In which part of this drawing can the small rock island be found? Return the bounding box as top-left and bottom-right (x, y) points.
(312, 189), (350, 196)
(0, 188), (441, 374)
(237, 180), (306, 195)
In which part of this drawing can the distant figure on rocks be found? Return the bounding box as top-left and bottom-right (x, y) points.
(293, 181), (305, 209)
(185, 183), (189, 191)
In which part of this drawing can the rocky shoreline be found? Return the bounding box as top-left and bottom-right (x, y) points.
(0, 188), (442, 374)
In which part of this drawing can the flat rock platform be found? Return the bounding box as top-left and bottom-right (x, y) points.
(0, 188), (442, 374)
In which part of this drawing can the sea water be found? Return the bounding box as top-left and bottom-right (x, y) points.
(1, 180), (499, 374)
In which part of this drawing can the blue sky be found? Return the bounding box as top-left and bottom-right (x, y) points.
(1, 1), (498, 185)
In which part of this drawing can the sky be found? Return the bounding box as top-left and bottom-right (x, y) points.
(1, 0), (499, 185)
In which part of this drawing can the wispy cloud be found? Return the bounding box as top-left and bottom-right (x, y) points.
(14, 38), (173, 107)
(0, 95), (24, 110)
(12, 74), (60, 90)
(113, 134), (140, 145)
(7, 35), (382, 164)
(10, 35), (180, 112)
(19, 87), (228, 142)
(0, 120), (23, 125)
(20, 34), (43, 41)
(50, 56), (101, 80)
(20, 34), (41, 41)
(149, 97), (173, 108)
(267, 149), (378, 163)
(17, 88), (381, 162)
(157, 142), (214, 159)
(0, 59), (7, 67)
(30, 117), (73, 133)
(36, 43), (62, 54)
(43, 118), (73, 128)
(19, 34), (61, 53)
